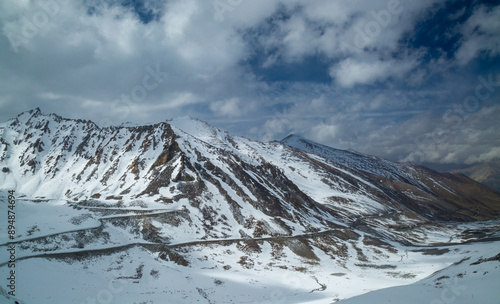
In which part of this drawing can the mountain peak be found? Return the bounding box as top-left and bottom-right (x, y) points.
(168, 116), (209, 128)
(167, 116), (226, 146)
(281, 133), (341, 153)
(281, 133), (304, 142)
(15, 107), (43, 120)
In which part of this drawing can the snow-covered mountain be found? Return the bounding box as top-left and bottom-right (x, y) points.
(0, 108), (499, 303)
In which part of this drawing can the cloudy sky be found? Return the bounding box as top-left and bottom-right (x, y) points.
(1, 0), (499, 167)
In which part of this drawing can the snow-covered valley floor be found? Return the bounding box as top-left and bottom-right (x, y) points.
(1, 194), (499, 304)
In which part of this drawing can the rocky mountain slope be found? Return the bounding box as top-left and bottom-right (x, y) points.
(2, 109), (499, 229)
(0, 108), (499, 303)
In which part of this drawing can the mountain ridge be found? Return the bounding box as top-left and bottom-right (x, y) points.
(1, 109), (499, 228)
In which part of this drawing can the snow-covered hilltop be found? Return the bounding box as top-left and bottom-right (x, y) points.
(0, 108), (499, 303)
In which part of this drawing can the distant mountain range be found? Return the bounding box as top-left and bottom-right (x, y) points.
(1, 108), (499, 303)
(452, 160), (500, 192)
(1, 108), (499, 226)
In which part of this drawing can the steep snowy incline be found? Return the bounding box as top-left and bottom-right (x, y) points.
(0, 108), (182, 200)
(280, 134), (500, 222)
(0, 110), (342, 239)
(281, 134), (421, 183)
(1, 109), (500, 243)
